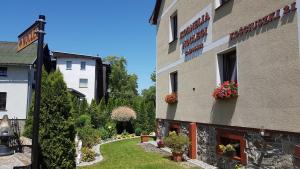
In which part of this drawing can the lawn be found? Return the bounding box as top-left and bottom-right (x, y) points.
(78, 138), (200, 169)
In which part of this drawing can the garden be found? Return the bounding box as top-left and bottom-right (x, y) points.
(78, 138), (200, 169)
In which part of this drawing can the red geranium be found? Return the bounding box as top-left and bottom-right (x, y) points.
(165, 93), (177, 104)
(212, 81), (238, 99)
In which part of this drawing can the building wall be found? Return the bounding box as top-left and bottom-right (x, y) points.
(156, 0), (300, 133)
(57, 58), (96, 103)
(0, 65), (32, 119)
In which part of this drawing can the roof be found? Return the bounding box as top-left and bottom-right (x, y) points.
(68, 88), (85, 98)
(53, 51), (101, 61)
(149, 0), (162, 25)
(0, 41), (37, 65)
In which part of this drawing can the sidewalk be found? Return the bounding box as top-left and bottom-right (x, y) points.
(146, 141), (217, 169)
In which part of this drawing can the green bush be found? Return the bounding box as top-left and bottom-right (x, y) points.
(78, 126), (100, 148)
(81, 147), (96, 162)
(75, 114), (91, 128)
(163, 131), (190, 154)
(99, 128), (110, 140)
(105, 122), (116, 138)
(134, 128), (142, 136)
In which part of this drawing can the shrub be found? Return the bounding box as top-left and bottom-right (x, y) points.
(105, 122), (116, 138)
(134, 128), (142, 136)
(81, 147), (96, 162)
(111, 106), (136, 121)
(99, 128), (110, 141)
(75, 114), (91, 128)
(163, 131), (190, 154)
(78, 126), (100, 148)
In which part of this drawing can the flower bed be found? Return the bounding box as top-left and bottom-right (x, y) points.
(212, 81), (238, 99)
(165, 93), (177, 104)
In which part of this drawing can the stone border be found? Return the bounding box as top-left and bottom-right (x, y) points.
(76, 136), (140, 167)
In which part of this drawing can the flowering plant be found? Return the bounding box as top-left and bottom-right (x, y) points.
(212, 81), (238, 99)
(165, 93), (177, 104)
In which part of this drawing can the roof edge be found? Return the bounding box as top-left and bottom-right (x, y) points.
(149, 0), (162, 25)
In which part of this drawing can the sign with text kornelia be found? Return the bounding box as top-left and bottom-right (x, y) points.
(229, 1), (297, 41)
(180, 4), (212, 61)
(17, 22), (39, 52)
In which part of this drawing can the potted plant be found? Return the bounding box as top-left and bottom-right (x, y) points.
(212, 81), (238, 99)
(157, 139), (165, 148)
(165, 93), (177, 104)
(164, 131), (190, 162)
(218, 143), (238, 157)
(141, 131), (149, 143)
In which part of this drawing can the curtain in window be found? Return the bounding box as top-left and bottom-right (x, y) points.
(223, 51), (237, 82)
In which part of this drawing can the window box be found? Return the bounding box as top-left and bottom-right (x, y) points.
(165, 93), (177, 104)
(212, 81), (238, 99)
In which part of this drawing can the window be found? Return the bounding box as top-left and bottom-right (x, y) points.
(170, 72), (178, 93)
(216, 129), (247, 165)
(218, 50), (237, 83)
(80, 62), (86, 70)
(0, 92), (7, 110)
(215, 0), (230, 9)
(0, 67), (7, 76)
(169, 12), (178, 43)
(66, 61), (72, 70)
(79, 79), (88, 88)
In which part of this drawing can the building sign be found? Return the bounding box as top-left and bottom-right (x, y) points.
(17, 22), (39, 52)
(229, 1), (297, 41)
(179, 4), (212, 61)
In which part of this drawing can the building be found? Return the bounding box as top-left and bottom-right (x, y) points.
(53, 51), (110, 103)
(0, 41), (51, 129)
(150, 0), (300, 168)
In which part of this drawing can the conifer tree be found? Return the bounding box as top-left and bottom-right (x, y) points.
(24, 69), (76, 168)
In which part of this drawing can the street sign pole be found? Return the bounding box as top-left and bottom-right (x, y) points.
(31, 15), (46, 169)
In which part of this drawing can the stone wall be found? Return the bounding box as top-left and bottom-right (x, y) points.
(157, 119), (300, 169)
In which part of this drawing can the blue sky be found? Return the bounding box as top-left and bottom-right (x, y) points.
(0, 0), (156, 93)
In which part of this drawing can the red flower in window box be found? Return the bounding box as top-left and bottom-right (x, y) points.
(212, 81), (238, 99)
(165, 93), (177, 104)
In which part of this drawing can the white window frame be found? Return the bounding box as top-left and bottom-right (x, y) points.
(216, 47), (238, 86)
(80, 61), (86, 70)
(169, 71), (178, 93)
(79, 79), (88, 88)
(215, 0), (230, 9)
(66, 61), (72, 70)
(169, 12), (178, 43)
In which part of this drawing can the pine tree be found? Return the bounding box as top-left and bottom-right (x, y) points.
(24, 69), (76, 168)
(39, 70), (76, 169)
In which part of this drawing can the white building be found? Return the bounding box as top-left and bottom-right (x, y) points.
(0, 41), (51, 126)
(53, 51), (110, 103)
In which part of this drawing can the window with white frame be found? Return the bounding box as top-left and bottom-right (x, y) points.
(66, 61), (72, 70)
(79, 79), (88, 88)
(169, 12), (178, 43)
(215, 0), (230, 9)
(81, 61), (86, 70)
(0, 92), (7, 110)
(0, 67), (7, 76)
(217, 49), (237, 83)
(170, 71), (178, 93)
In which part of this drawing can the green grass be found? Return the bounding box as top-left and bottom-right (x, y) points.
(78, 138), (201, 169)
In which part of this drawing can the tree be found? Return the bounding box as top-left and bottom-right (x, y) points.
(88, 100), (101, 129)
(104, 56), (138, 105)
(24, 69), (76, 169)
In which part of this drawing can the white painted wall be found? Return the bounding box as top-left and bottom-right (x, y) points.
(0, 65), (33, 119)
(57, 58), (96, 103)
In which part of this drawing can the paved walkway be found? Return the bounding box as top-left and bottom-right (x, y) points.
(147, 141), (217, 169)
(0, 153), (31, 169)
